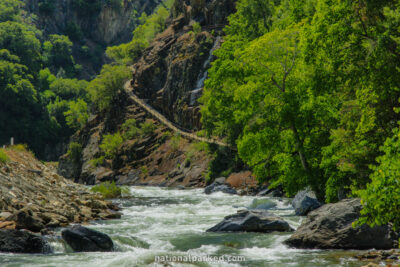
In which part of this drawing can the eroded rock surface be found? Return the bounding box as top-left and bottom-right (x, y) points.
(285, 199), (399, 249)
(207, 210), (293, 233)
(62, 225), (114, 252)
(0, 229), (49, 254)
(0, 149), (120, 232)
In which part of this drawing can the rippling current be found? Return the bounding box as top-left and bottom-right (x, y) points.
(0, 187), (367, 267)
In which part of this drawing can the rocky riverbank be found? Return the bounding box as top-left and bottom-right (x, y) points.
(0, 147), (120, 233)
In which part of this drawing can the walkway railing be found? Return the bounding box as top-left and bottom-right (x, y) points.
(124, 80), (230, 148)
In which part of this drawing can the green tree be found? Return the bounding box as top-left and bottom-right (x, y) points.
(100, 133), (124, 159)
(0, 0), (23, 22)
(87, 64), (130, 111)
(64, 99), (88, 130)
(357, 126), (400, 230)
(43, 35), (76, 77)
(0, 21), (41, 73)
(49, 78), (88, 100)
(106, 0), (173, 64)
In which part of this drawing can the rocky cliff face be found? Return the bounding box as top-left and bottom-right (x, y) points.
(25, 0), (162, 78)
(131, 0), (235, 129)
(0, 148), (119, 233)
(58, 0), (237, 185)
(58, 90), (211, 187)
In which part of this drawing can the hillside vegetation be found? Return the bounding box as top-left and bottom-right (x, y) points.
(200, 0), (400, 228)
(0, 0), (170, 160)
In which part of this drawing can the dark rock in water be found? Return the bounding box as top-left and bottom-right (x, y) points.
(62, 225), (114, 252)
(292, 189), (321, 216)
(214, 177), (226, 184)
(204, 182), (237, 195)
(11, 209), (45, 232)
(0, 229), (49, 253)
(257, 185), (284, 197)
(207, 210), (294, 233)
(285, 199), (399, 249)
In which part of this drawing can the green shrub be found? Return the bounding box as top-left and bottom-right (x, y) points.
(140, 120), (156, 136)
(87, 65), (130, 112)
(105, 0), (174, 64)
(10, 144), (28, 152)
(67, 142), (82, 163)
(170, 134), (181, 152)
(191, 141), (209, 153)
(192, 22), (201, 34)
(121, 119), (139, 139)
(90, 181), (121, 198)
(140, 166), (148, 176)
(64, 99), (88, 130)
(159, 131), (171, 144)
(0, 149), (8, 163)
(185, 150), (195, 162)
(89, 156), (105, 167)
(356, 127), (400, 230)
(100, 133), (124, 159)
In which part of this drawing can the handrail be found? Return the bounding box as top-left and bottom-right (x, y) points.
(124, 80), (231, 148)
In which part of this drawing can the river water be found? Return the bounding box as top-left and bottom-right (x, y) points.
(0, 187), (368, 267)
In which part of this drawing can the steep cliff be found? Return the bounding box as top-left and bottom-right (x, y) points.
(25, 0), (162, 78)
(58, 0), (237, 186)
(131, 0), (235, 129)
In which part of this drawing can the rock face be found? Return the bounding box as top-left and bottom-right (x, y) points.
(285, 199), (399, 249)
(0, 149), (120, 232)
(257, 185), (285, 197)
(207, 210), (294, 233)
(292, 189), (321, 216)
(25, 0), (162, 78)
(62, 225), (114, 252)
(58, 0), (237, 186)
(204, 182), (237, 195)
(0, 229), (49, 253)
(131, 0), (236, 130)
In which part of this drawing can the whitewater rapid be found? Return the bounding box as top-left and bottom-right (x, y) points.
(0, 187), (365, 267)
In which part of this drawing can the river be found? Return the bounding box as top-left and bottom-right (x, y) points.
(0, 187), (367, 266)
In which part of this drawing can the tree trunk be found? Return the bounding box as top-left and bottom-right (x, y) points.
(291, 122), (311, 175)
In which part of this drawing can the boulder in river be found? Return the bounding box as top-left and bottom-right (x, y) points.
(257, 185), (284, 197)
(285, 198), (399, 249)
(0, 229), (50, 253)
(11, 209), (45, 232)
(292, 189), (321, 216)
(204, 182), (237, 195)
(62, 225), (114, 252)
(207, 210), (293, 233)
(214, 177), (226, 184)
(248, 198), (277, 210)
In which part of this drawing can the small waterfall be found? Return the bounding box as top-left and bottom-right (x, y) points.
(190, 36), (221, 105)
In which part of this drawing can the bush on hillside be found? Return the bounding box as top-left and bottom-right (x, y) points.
(0, 149), (8, 163)
(90, 181), (121, 198)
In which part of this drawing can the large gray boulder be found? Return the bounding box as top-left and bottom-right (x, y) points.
(0, 229), (50, 253)
(257, 185), (284, 197)
(204, 182), (237, 195)
(292, 189), (322, 216)
(207, 210), (293, 233)
(62, 225), (114, 252)
(285, 199), (399, 249)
